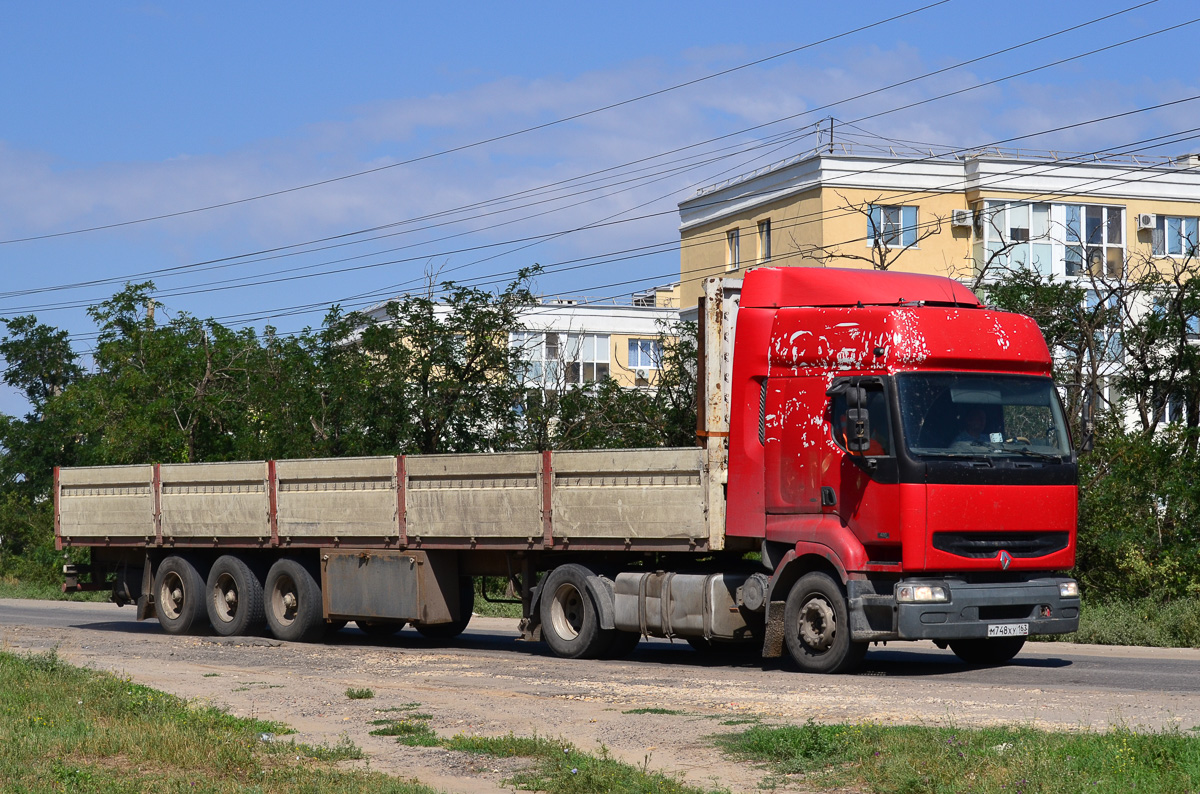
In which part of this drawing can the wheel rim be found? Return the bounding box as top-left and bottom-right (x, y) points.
(159, 571), (185, 621)
(212, 572), (239, 624)
(798, 594), (837, 653)
(549, 582), (584, 641)
(270, 574), (298, 627)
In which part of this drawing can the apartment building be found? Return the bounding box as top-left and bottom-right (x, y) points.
(511, 283), (680, 390)
(677, 141), (1200, 310)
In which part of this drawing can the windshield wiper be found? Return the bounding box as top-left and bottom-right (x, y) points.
(1014, 447), (1064, 462)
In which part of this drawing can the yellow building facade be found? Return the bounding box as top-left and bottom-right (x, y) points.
(677, 149), (1200, 309)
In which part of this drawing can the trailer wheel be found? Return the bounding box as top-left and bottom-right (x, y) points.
(206, 555), (265, 637)
(783, 572), (867, 674)
(539, 565), (612, 659)
(264, 559), (325, 642)
(949, 636), (1026, 665)
(415, 577), (475, 640)
(154, 556), (208, 635)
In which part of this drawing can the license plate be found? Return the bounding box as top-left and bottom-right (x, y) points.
(988, 623), (1029, 638)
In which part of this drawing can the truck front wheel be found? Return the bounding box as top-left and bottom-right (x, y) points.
(539, 565), (612, 659)
(206, 555), (265, 637)
(155, 555), (208, 635)
(264, 559), (325, 642)
(783, 572), (866, 674)
(949, 636), (1026, 665)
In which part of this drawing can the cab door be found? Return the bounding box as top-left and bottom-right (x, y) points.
(763, 376), (829, 514)
(825, 379), (901, 548)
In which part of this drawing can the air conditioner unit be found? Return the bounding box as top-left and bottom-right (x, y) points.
(634, 368), (649, 380)
(951, 209), (974, 228)
(1136, 212), (1156, 231)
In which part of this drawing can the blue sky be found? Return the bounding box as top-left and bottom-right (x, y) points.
(0, 0), (1197, 412)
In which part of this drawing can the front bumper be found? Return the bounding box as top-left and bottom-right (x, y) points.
(848, 576), (1080, 642)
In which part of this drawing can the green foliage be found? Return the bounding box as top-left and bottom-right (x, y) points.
(1034, 597), (1200, 648)
(518, 320), (698, 451)
(716, 720), (1200, 793)
(345, 687), (375, 700)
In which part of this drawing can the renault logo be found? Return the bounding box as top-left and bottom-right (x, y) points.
(999, 550), (1013, 570)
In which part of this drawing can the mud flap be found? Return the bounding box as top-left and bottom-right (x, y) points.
(761, 598), (786, 658)
(136, 561), (156, 622)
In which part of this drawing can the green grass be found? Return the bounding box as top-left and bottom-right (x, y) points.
(447, 733), (720, 793)
(715, 719), (1200, 793)
(0, 648), (437, 793)
(1032, 597), (1200, 648)
(0, 576), (109, 602)
(345, 687), (375, 700)
(471, 576), (523, 618)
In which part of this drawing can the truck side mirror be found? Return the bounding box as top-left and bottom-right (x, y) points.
(845, 407), (870, 453)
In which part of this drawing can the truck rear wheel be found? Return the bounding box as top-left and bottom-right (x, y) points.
(539, 565), (612, 659)
(783, 572), (866, 674)
(949, 636), (1026, 665)
(155, 555), (208, 635)
(415, 577), (475, 640)
(264, 558), (325, 642)
(206, 555), (265, 637)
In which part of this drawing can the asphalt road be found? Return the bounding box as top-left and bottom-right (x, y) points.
(3, 598), (1196, 696)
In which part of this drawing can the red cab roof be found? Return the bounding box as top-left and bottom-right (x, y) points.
(739, 266), (982, 309)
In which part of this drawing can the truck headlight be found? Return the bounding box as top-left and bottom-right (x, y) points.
(896, 584), (949, 603)
(1059, 581), (1079, 598)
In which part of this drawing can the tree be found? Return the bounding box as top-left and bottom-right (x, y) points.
(792, 192), (944, 271)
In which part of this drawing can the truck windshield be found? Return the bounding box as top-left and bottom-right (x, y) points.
(896, 373), (1072, 460)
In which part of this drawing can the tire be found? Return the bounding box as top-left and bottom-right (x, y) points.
(154, 556), (209, 635)
(415, 577), (475, 640)
(949, 636), (1026, 665)
(357, 620), (405, 637)
(264, 558), (326, 642)
(783, 571), (867, 674)
(539, 565), (613, 659)
(206, 555), (265, 637)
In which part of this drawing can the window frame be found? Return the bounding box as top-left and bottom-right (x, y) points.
(627, 338), (661, 370)
(726, 228), (740, 271)
(867, 204), (918, 249)
(757, 218), (772, 263)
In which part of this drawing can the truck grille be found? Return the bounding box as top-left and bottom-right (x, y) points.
(932, 531), (1070, 559)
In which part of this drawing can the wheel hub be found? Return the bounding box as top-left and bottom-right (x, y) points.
(799, 597), (836, 652)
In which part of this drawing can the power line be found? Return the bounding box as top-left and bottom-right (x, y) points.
(1, 0), (1166, 306)
(0, 1), (954, 246)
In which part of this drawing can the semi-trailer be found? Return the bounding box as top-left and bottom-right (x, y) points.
(58, 266), (1080, 673)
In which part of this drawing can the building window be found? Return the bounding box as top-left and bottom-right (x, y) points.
(976, 201), (1125, 280)
(726, 228), (740, 270)
(512, 332), (610, 386)
(628, 338), (661, 370)
(1152, 216), (1199, 257)
(868, 205), (918, 248)
(757, 219), (771, 263)
(565, 333), (610, 384)
(1064, 204), (1124, 278)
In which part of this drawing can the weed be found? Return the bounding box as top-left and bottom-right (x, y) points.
(622, 707), (683, 715)
(345, 687), (375, 700)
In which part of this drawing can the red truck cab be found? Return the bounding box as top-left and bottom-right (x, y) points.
(720, 267), (1080, 671)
